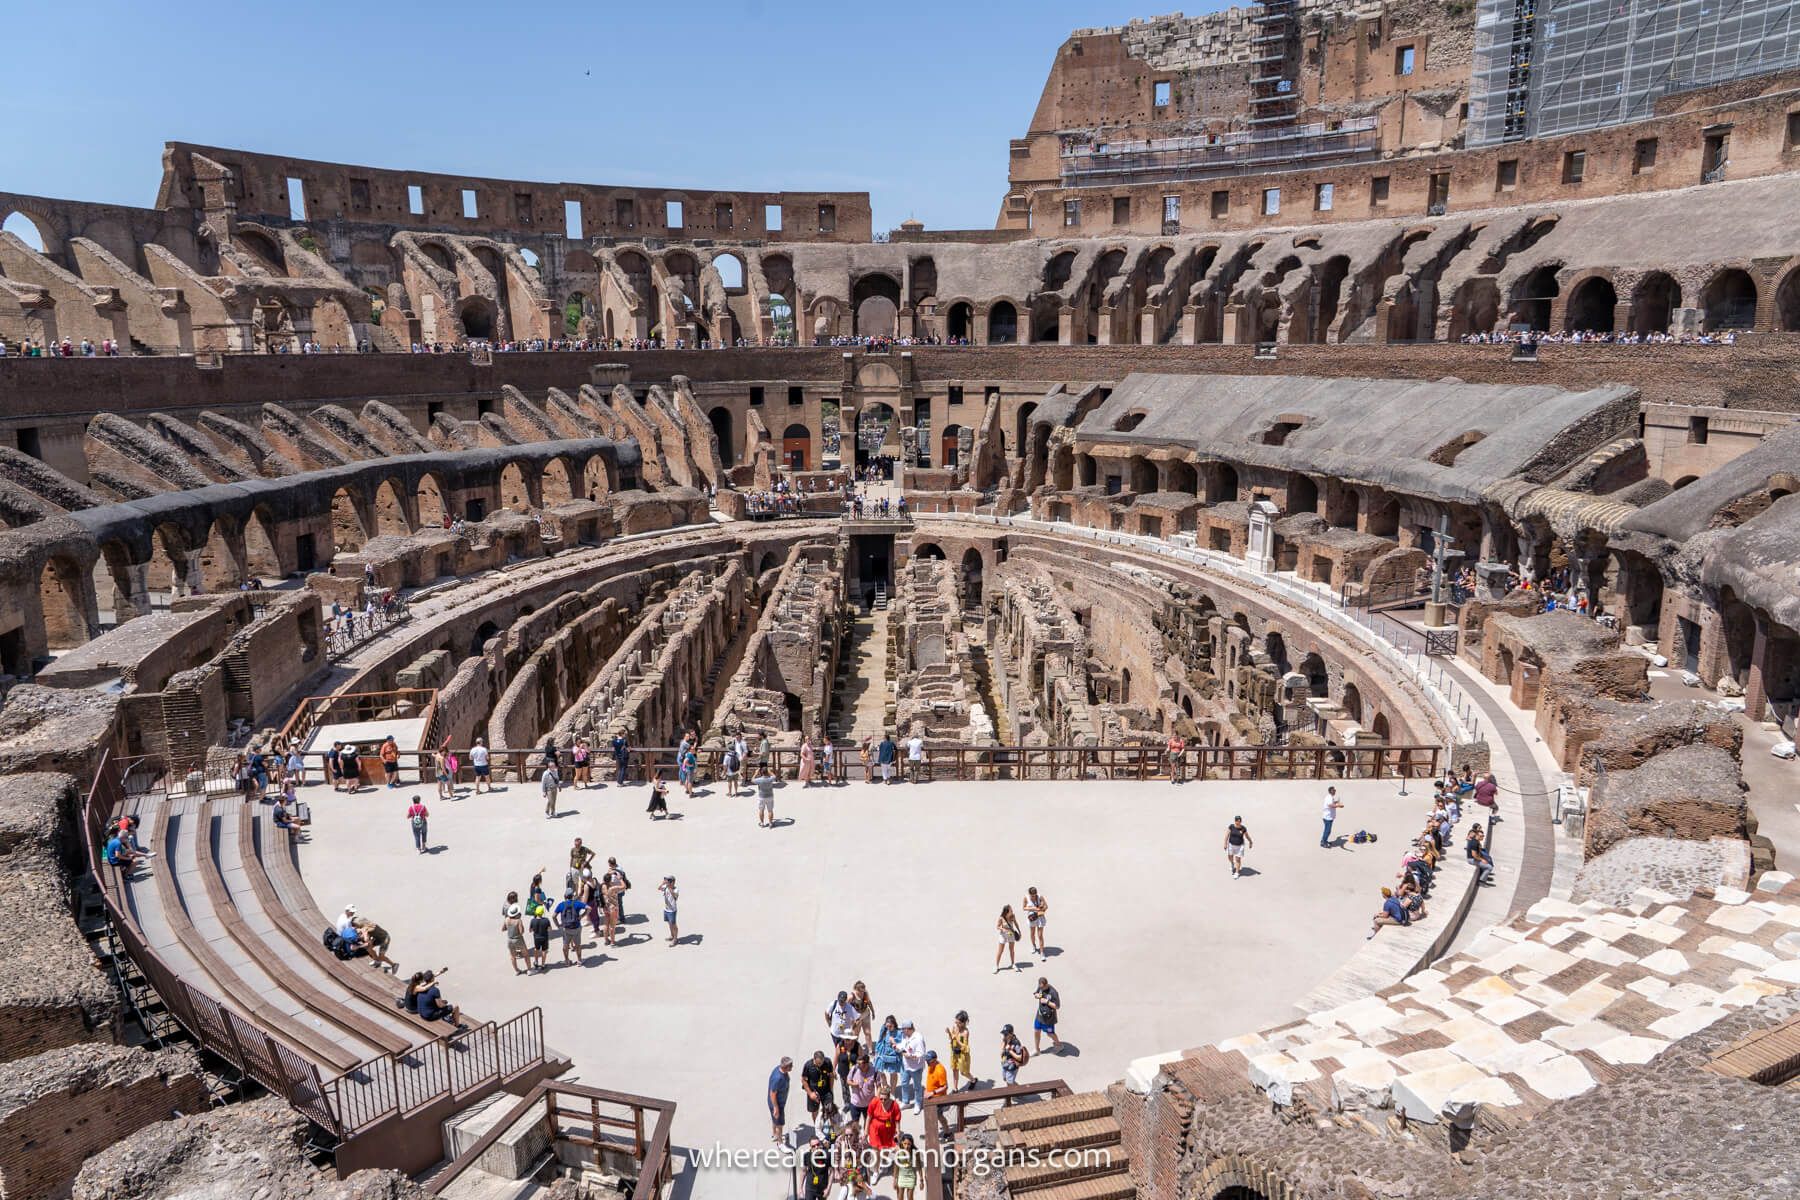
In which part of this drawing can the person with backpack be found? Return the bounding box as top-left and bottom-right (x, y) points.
(999, 1024), (1029, 1084)
(553, 889), (588, 964)
(611, 732), (630, 785)
(722, 739), (742, 797)
(406, 795), (429, 853)
(1032, 977), (1062, 1054)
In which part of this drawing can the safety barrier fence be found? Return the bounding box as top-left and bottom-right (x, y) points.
(232, 740), (1441, 789)
(83, 749), (547, 1141)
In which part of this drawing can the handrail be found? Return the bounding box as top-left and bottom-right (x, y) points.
(81, 748), (546, 1141)
(428, 1080), (676, 1199)
(198, 740), (1440, 789)
(921, 1080), (1072, 1200)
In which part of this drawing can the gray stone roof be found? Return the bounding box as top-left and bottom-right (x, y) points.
(1078, 372), (1637, 502)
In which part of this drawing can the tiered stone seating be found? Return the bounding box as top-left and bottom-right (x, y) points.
(114, 792), (513, 1103)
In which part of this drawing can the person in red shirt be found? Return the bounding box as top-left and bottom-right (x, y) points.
(406, 796), (429, 853)
(865, 1081), (901, 1179)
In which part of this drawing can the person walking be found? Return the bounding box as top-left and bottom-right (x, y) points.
(553, 889), (588, 964)
(995, 904), (1023, 972)
(846, 1050), (877, 1127)
(851, 980), (875, 1047)
(821, 740), (836, 783)
(768, 1057), (793, 1145)
(541, 759), (561, 818)
(1321, 787), (1344, 848)
(1000, 1024), (1029, 1085)
(893, 1131), (921, 1200)
(753, 764), (778, 827)
(612, 732), (630, 785)
(659, 875), (679, 945)
(470, 738), (491, 794)
(1023, 886), (1049, 955)
(1224, 815), (1252, 878)
(1032, 977), (1062, 1054)
(801, 1050), (834, 1129)
(865, 1083), (901, 1169)
(898, 1020), (927, 1113)
(872, 1015), (903, 1091)
(406, 795), (430, 853)
(501, 903), (528, 974)
(945, 1010), (972, 1090)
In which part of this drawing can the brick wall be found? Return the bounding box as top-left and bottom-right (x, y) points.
(0, 1044), (208, 1200)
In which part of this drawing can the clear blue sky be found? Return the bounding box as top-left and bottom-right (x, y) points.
(5, 0), (1223, 233)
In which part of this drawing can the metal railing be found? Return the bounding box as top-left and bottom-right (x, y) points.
(82, 749), (547, 1141)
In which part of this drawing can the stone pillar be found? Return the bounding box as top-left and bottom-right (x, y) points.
(1475, 561), (1512, 602)
(1744, 613), (1772, 722)
(1058, 304), (1076, 346)
(1179, 305), (1198, 344)
(1096, 306), (1115, 345)
(1247, 499), (1280, 573)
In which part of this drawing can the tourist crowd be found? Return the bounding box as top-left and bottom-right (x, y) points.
(1459, 328), (1739, 346)
(1364, 768), (1499, 939)
(0, 336), (125, 357)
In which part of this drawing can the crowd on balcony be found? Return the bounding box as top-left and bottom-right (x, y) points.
(1458, 328), (1739, 346)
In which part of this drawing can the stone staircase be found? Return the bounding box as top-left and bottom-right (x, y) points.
(995, 1092), (1136, 1200)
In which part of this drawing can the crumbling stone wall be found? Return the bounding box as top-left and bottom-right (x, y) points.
(0, 1043), (208, 1200)
(1583, 743), (1749, 859)
(0, 773), (117, 1062)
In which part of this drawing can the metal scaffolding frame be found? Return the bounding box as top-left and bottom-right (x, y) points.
(1469, 0), (1800, 146)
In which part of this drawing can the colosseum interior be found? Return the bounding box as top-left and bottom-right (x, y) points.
(6, 3), (1800, 1200)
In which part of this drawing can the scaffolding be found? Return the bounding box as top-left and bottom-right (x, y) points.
(1470, 0), (1800, 146)
(1248, 0), (1302, 128)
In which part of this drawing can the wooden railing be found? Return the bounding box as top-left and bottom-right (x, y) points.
(428, 1080), (676, 1199)
(276, 687), (439, 753)
(82, 749), (547, 1141)
(921, 1080), (1072, 1200)
(410, 741), (1438, 785)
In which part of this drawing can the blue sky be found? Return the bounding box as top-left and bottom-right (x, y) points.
(4, 0), (1222, 233)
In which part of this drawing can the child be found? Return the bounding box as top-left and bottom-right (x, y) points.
(892, 1132), (920, 1200)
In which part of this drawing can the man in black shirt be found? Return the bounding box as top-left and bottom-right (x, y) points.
(801, 1050), (834, 1124)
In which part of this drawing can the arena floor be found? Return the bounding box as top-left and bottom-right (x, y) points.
(297, 774), (1427, 1197)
